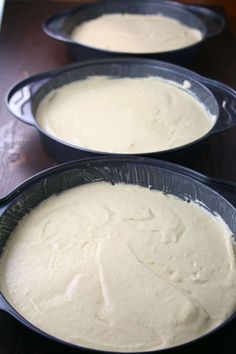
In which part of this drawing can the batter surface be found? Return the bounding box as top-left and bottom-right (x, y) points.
(1, 182), (236, 352)
(71, 14), (202, 53)
(36, 76), (214, 154)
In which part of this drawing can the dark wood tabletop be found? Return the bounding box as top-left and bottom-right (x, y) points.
(0, 1), (236, 353)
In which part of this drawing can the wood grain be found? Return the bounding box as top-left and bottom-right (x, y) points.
(178, 0), (236, 15)
(0, 1), (236, 353)
(0, 1), (71, 198)
(43, 0), (236, 16)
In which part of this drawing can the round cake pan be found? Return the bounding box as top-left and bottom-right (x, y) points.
(43, 0), (226, 64)
(0, 157), (236, 352)
(6, 58), (236, 163)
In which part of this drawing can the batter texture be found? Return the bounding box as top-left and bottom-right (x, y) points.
(71, 14), (202, 53)
(1, 182), (236, 352)
(36, 76), (214, 154)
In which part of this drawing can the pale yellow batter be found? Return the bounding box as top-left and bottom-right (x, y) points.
(71, 14), (202, 53)
(1, 182), (236, 352)
(36, 76), (214, 154)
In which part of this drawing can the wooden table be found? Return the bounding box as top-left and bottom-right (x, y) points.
(0, 1), (236, 353)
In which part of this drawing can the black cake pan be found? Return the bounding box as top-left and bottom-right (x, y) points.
(43, 0), (226, 64)
(6, 58), (236, 163)
(0, 157), (236, 353)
